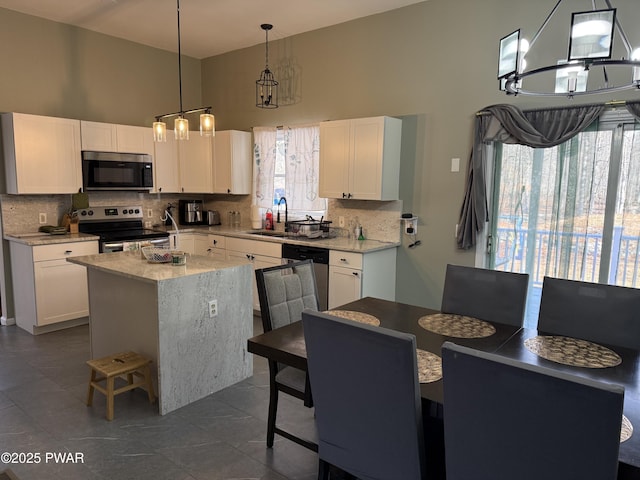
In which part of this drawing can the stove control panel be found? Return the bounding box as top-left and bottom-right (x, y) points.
(77, 206), (143, 221)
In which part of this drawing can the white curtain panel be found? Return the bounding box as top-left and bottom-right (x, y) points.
(282, 124), (324, 212)
(252, 126), (278, 209)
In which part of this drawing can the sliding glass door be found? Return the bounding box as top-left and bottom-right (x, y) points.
(488, 111), (640, 327)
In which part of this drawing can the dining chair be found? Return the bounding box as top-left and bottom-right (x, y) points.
(442, 341), (624, 480)
(441, 264), (529, 327)
(538, 276), (640, 350)
(302, 310), (428, 480)
(255, 260), (319, 451)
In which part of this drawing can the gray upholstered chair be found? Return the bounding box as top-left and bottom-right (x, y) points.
(255, 260), (319, 451)
(302, 310), (428, 480)
(441, 264), (530, 327)
(442, 342), (623, 480)
(538, 276), (640, 350)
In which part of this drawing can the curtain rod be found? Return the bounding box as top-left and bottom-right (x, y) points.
(475, 100), (632, 117)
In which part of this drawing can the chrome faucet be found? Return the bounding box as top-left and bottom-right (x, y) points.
(277, 196), (288, 230)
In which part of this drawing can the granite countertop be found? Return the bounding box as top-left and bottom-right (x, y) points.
(161, 225), (400, 253)
(4, 232), (99, 245)
(67, 251), (250, 284)
(4, 225), (400, 253)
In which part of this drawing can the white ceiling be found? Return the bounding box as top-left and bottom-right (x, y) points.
(0, 0), (425, 59)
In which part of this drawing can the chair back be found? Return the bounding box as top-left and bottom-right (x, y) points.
(256, 260), (319, 333)
(302, 310), (426, 480)
(441, 264), (529, 327)
(538, 276), (640, 350)
(442, 342), (623, 480)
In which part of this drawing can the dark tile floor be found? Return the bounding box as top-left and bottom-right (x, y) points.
(0, 317), (319, 480)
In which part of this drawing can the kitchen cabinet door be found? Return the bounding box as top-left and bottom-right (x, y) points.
(153, 136), (181, 193)
(179, 135), (213, 193)
(328, 265), (362, 309)
(175, 233), (195, 254)
(116, 125), (154, 154)
(226, 237), (282, 310)
(212, 130), (251, 194)
(2, 113), (82, 194)
(319, 120), (351, 199)
(35, 260), (91, 326)
(319, 116), (401, 200)
(81, 121), (117, 151)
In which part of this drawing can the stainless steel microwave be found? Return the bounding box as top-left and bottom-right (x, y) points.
(82, 151), (153, 191)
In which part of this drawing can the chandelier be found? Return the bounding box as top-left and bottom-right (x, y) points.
(153, 0), (215, 141)
(256, 24), (279, 109)
(498, 0), (640, 97)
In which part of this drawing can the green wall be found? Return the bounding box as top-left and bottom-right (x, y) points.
(1, 1), (640, 309)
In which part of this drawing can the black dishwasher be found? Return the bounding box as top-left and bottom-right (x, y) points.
(282, 243), (329, 311)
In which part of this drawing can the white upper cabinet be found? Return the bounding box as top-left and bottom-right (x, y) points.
(80, 121), (154, 155)
(319, 116), (402, 200)
(2, 113), (82, 194)
(153, 133), (213, 193)
(212, 130), (251, 195)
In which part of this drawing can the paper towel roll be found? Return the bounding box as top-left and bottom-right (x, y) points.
(251, 205), (262, 229)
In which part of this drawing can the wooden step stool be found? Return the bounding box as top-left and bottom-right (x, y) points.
(86, 351), (156, 420)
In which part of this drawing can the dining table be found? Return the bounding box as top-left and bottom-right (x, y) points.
(247, 296), (640, 474)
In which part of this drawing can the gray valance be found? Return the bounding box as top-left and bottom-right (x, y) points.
(456, 103), (605, 250)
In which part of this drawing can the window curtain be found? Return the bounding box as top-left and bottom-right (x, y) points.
(282, 123), (324, 211)
(253, 124), (323, 211)
(253, 126), (278, 209)
(456, 103), (605, 249)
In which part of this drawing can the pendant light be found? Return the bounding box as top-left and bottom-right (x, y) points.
(256, 24), (279, 109)
(153, 0), (215, 141)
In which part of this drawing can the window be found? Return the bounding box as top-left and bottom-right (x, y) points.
(253, 124), (326, 217)
(488, 110), (640, 327)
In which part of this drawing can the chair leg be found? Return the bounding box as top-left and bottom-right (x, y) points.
(318, 459), (330, 480)
(266, 383), (279, 448)
(106, 376), (115, 421)
(86, 369), (97, 406)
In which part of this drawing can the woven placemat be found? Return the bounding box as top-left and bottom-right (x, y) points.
(418, 313), (496, 339)
(524, 336), (622, 369)
(325, 310), (381, 326)
(416, 349), (442, 384)
(621, 415), (633, 443)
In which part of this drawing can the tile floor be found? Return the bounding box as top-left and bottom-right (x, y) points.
(0, 317), (320, 480)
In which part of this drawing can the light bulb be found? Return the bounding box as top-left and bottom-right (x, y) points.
(153, 121), (167, 142)
(200, 113), (215, 137)
(174, 117), (189, 140)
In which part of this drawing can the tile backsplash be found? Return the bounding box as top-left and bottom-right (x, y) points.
(0, 192), (402, 243)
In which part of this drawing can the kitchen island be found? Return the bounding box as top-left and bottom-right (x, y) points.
(68, 251), (253, 415)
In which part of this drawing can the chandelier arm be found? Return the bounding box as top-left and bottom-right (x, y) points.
(603, 0), (633, 56)
(528, 0), (563, 51)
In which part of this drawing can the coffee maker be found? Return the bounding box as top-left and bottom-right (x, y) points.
(179, 199), (205, 225)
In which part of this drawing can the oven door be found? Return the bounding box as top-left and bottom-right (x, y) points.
(102, 237), (169, 253)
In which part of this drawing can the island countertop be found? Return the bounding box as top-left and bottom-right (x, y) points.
(67, 251), (250, 284)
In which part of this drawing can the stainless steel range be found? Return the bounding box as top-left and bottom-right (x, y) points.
(77, 205), (169, 253)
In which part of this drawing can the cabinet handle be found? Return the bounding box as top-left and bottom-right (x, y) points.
(64, 250), (73, 255)
(213, 239), (217, 245)
(348, 193), (353, 199)
(352, 272), (359, 277)
(227, 188), (231, 194)
(340, 258), (347, 262)
(342, 193), (347, 198)
(207, 248), (212, 252)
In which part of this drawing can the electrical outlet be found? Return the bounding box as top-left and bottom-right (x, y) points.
(39, 213), (47, 224)
(339, 216), (345, 227)
(147, 209), (153, 218)
(208, 299), (218, 318)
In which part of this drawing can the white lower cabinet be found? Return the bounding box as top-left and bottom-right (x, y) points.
(175, 233), (195, 254)
(328, 248), (397, 309)
(196, 234), (226, 260)
(225, 238), (282, 310)
(10, 241), (99, 334)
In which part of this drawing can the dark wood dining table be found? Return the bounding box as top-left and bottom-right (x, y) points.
(247, 296), (640, 474)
